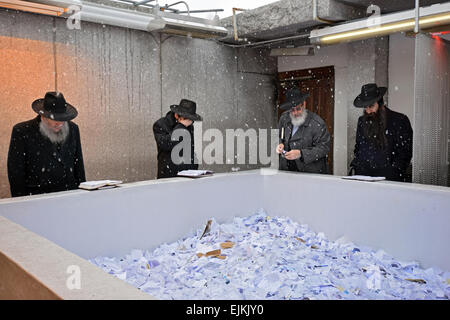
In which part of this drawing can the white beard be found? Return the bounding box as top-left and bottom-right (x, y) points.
(39, 121), (69, 144)
(290, 109), (308, 127)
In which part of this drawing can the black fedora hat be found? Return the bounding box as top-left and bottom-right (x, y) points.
(170, 99), (202, 121)
(32, 92), (78, 121)
(279, 88), (310, 110)
(354, 83), (387, 108)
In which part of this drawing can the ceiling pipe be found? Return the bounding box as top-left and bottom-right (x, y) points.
(232, 7), (246, 41)
(164, 1), (189, 16)
(133, 0), (155, 6)
(218, 32), (310, 48)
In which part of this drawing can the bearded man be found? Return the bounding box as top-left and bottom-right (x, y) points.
(350, 83), (413, 182)
(7, 92), (86, 197)
(276, 88), (331, 174)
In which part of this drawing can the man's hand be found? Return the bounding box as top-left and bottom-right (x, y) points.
(178, 117), (193, 127)
(284, 149), (301, 160)
(276, 143), (284, 154)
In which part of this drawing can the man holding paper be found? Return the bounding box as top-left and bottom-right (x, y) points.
(276, 88), (330, 174)
(153, 99), (203, 179)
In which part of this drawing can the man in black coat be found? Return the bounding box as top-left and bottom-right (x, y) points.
(350, 83), (413, 182)
(276, 88), (331, 174)
(153, 99), (202, 179)
(7, 92), (86, 197)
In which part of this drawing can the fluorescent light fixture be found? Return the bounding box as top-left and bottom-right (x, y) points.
(310, 2), (450, 44)
(0, 0), (68, 16)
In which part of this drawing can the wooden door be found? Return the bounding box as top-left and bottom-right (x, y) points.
(277, 66), (335, 174)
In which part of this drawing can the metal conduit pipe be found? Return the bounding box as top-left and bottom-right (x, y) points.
(133, 0), (155, 6)
(165, 1), (190, 15)
(232, 7), (246, 41)
(217, 32), (311, 48)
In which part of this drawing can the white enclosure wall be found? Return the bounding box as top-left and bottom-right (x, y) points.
(1, 170), (449, 269)
(1, 170), (450, 299)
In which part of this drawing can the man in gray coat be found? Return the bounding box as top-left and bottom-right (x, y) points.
(276, 88), (330, 174)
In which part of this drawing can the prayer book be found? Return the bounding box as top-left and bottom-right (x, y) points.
(177, 170), (213, 178)
(79, 180), (123, 190)
(341, 175), (386, 182)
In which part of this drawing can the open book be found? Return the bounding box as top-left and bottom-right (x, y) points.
(177, 170), (214, 178)
(79, 180), (123, 190)
(341, 175), (386, 182)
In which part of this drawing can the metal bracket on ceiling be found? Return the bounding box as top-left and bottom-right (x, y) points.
(415, 0), (420, 33)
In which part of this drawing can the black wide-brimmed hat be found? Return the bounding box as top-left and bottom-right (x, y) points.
(32, 92), (78, 121)
(170, 99), (202, 121)
(279, 88), (310, 110)
(353, 83), (387, 108)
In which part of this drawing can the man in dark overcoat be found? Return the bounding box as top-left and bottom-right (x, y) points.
(153, 99), (202, 179)
(276, 88), (331, 174)
(350, 83), (413, 182)
(7, 92), (86, 197)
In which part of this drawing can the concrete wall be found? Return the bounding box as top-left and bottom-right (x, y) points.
(388, 32), (415, 122)
(0, 9), (277, 199)
(278, 37), (389, 175)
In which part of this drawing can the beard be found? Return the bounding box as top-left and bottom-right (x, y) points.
(362, 107), (387, 150)
(39, 121), (69, 144)
(290, 109), (308, 127)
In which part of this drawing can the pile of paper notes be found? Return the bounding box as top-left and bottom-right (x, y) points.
(90, 209), (450, 300)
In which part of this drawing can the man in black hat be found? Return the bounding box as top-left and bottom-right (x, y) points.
(276, 88), (331, 174)
(153, 99), (202, 179)
(350, 83), (413, 182)
(7, 92), (86, 197)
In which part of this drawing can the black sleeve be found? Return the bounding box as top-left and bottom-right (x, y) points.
(350, 117), (363, 169)
(7, 126), (27, 197)
(153, 120), (187, 152)
(73, 125), (86, 184)
(392, 115), (413, 173)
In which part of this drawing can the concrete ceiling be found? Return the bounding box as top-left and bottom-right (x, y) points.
(219, 0), (450, 45)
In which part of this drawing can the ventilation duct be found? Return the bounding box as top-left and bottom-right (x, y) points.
(156, 10), (229, 39)
(80, 2), (166, 32)
(0, 0), (229, 38)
